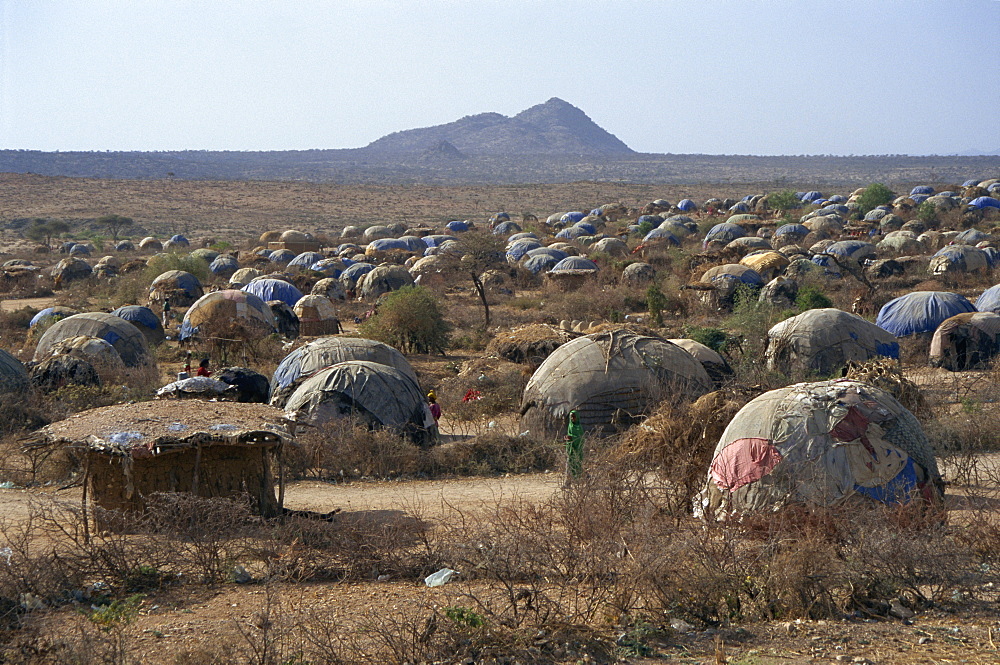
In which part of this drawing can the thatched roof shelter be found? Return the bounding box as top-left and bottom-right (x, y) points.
(27, 401), (292, 524)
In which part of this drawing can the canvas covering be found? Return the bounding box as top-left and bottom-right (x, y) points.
(929, 312), (1000, 370)
(34, 312), (153, 367)
(180, 289), (277, 341)
(766, 308), (900, 376)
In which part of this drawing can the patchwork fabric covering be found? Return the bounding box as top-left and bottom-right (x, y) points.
(269, 336), (418, 408)
(700, 379), (942, 518)
(148, 270), (204, 306)
(766, 308), (900, 376)
(179, 289), (277, 341)
(929, 312), (1000, 370)
(519, 330), (713, 438)
(34, 312), (153, 367)
(284, 360), (433, 444)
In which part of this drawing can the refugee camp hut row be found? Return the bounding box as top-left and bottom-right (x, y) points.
(699, 379), (942, 520)
(26, 401), (292, 527)
(519, 329), (713, 439)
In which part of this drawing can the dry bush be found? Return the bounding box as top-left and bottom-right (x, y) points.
(291, 420), (424, 480)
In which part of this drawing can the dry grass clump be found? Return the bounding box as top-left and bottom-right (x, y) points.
(843, 357), (926, 415)
(484, 323), (572, 365)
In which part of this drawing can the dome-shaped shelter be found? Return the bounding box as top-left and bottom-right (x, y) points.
(622, 262), (655, 285)
(29, 306), (79, 329)
(766, 308), (900, 377)
(339, 262), (375, 292)
(148, 270), (204, 307)
(111, 305), (165, 346)
(668, 338), (733, 386)
(229, 267), (263, 287)
(288, 251), (326, 271)
(311, 277), (347, 301)
(739, 251), (790, 281)
(0, 348), (30, 395)
(268, 301), (299, 339)
(190, 248), (219, 263)
(359, 264), (414, 300)
(703, 223), (746, 247)
(138, 237), (162, 252)
(929, 312), (1000, 371)
(284, 361), (433, 444)
(519, 330), (713, 439)
(35, 312), (153, 367)
(929, 245), (989, 275)
(293, 295), (341, 336)
(179, 290), (277, 342)
(51, 258), (92, 284)
(242, 278), (303, 308)
(270, 336), (418, 407)
(47, 336), (124, 371)
(209, 254), (240, 279)
(268, 249), (296, 266)
(309, 258), (346, 278)
(876, 291), (977, 337)
(700, 380), (942, 518)
(591, 237), (629, 257)
(975, 284), (1000, 314)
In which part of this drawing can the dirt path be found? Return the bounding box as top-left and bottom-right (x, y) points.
(0, 295), (59, 312)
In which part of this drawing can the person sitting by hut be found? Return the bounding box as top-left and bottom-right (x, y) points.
(564, 409), (584, 487)
(196, 357), (212, 377)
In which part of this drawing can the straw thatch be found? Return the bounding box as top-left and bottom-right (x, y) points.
(485, 324), (574, 365)
(27, 401), (292, 522)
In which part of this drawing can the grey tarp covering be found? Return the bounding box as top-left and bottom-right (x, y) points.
(929, 312), (1000, 370)
(34, 312), (153, 367)
(359, 264), (414, 300)
(929, 245), (989, 275)
(519, 330), (713, 439)
(0, 348), (29, 394)
(765, 308), (899, 377)
(699, 379), (941, 518)
(284, 360), (433, 443)
(269, 336), (419, 407)
(668, 338), (733, 386)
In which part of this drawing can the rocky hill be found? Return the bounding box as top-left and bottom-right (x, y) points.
(364, 98), (634, 156)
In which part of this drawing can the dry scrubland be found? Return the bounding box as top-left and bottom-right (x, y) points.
(0, 175), (999, 664)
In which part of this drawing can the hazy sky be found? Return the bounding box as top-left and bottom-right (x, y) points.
(1, 0), (997, 155)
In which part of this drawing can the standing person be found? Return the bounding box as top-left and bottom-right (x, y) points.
(427, 390), (442, 443)
(183, 351), (193, 377)
(162, 296), (171, 328)
(196, 357), (212, 377)
(564, 410), (584, 487)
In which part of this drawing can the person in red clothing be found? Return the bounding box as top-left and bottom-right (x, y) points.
(196, 357), (212, 377)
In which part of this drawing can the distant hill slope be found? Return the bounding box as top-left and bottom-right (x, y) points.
(364, 98), (634, 156)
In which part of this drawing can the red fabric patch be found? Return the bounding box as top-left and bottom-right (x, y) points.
(830, 406), (876, 459)
(711, 437), (783, 491)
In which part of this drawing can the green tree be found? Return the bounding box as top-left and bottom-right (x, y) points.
(768, 189), (801, 214)
(645, 283), (668, 327)
(359, 285), (451, 354)
(448, 231), (508, 327)
(855, 183), (896, 213)
(23, 218), (70, 248)
(916, 201), (938, 226)
(95, 214), (134, 242)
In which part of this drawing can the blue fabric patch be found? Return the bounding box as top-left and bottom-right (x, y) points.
(853, 457), (919, 505)
(875, 342), (900, 358)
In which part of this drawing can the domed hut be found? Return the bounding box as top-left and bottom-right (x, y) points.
(26, 401), (291, 525)
(268, 301), (299, 339)
(242, 278), (303, 308)
(284, 361), (434, 444)
(111, 305), (165, 346)
(270, 336), (418, 408)
(0, 348), (30, 395)
(929, 245), (989, 275)
(519, 330), (713, 439)
(138, 237), (163, 252)
(929, 312), (1000, 371)
(699, 380), (942, 519)
(209, 255), (240, 279)
(876, 291), (977, 337)
(668, 338), (733, 386)
(546, 256), (600, 291)
(34, 312), (153, 368)
(339, 262), (375, 293)
(311, 277), (347, 301)
(765, 309), (900, 377)
(293, 295), (341, 336)
(229, 267), (262, 287)
(975, 283), (1000, 314)
(359, 264), (414, 300)
(179, 290), (277, 342)
(29, 306), (79, 329)
(50, 258), (92, 285)
(148, 270), (204, 307)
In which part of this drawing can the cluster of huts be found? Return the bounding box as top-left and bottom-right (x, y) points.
(6, 177), (1000, 525)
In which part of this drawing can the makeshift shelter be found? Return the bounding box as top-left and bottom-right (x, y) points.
(148, 270), (204, 307)
(519, 330), (713, 439)
(293, 294), (341, 336)
(929, 312), (1000, 370)
(284, 361), (434, 444)
(270, 336), (418, 407)
(703, 223), (746, 247)
(359, 264), (414, 300)
(739, 251), (790, 281)
(622, 262), (655, 285)
(209, 255), (239, 279)
(766, 308), (900, 377)
(929, 245), (989, 275)
(699, 379), (942, 518)
(29, 306), (79, 329)
(876, 291), (977, 337)
(31, 355), (100, 391)
(311, 277), (347, 301)
(111, 305), (165, 346)
(242, 278), (303, 309)
(268, 301), (299, 339)
(339, 262), (375, 292)
(35, 312), (153, 368)
(287, 251), (325, 271)
(310, 258), (346, 278)
(229, 267), (263, 287)
(51, 258), (92, 284)
(179, 290), (277, 341)
(138, 237), (163, 252)
(668, 338), (733, 386)
(0, 348), (29, 395)
(26, 401), (291, 523)
(591, 237), (629, 257)
(975, 284), (1000, 314)
(486, 324), (574, 366)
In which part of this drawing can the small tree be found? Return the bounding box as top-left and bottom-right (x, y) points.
(916, 201), (938, 226)
(448, 231), (508, 327)
(23, 218), (70, 248)
(646, 283), (668, 327)
(855, 183), (895, 213)
(359, 286), (451, 354)
(768, 190), (801, 216)
(96, 214), (134, 242)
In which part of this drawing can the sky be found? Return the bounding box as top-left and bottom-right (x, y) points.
(1, 0), (998, 156)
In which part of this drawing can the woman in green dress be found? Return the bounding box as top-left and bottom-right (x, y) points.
(564, 409), (584, 486)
